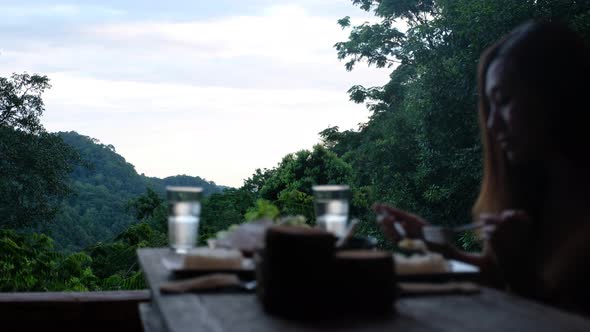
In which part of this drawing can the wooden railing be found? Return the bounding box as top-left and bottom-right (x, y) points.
(0, 290), (150, 332)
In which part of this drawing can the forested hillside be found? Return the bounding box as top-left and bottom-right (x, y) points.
(42, 131), (225, 252)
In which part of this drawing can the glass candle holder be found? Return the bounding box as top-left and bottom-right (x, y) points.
(167, 186), (203, 254)
(312, 185), (350, 238)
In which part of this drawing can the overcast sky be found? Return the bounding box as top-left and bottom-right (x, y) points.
(0, 0), (391, 187)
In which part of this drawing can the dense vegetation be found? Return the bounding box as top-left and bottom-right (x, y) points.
(1, 0), (588, 291)
(326, 0), (589, 249)
(0, 74), (79, 230)
(44, 131), (224, 252)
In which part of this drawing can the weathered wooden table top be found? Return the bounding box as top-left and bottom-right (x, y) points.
(138, 248), (590, 332)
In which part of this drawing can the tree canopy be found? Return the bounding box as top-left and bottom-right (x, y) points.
(0, 74), (79, 229)
(0, 73), (50, 134)
(44, 131), (226, 252)
(326, 0), (590, 248)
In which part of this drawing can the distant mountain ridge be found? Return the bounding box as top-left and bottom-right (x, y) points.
(45, 131), (227, 252)
(147, 174), (230, 195)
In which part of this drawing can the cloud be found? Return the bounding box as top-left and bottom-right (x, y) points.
(1, 4), (386, 89)
(2, 4), (80, 17)
(0, 2), (394, 186)
(41, 73), (376, 186)
(0, 3), (124, 19)
(86, 4), (366, 63)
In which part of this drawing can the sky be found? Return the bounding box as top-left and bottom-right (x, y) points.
(0, 0), (391, 187)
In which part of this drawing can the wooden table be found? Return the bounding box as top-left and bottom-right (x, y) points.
(138, 248), (590, 332)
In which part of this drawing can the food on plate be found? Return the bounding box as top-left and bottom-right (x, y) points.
(213, 219), (274, 254)
(183, 248), (244, 270)
(278, 215), (310, 227)
(395, 237), (451, 274)
(394, 252), (450, 275)
(211, 216), (311, 254)
(398, 238), (428, 253)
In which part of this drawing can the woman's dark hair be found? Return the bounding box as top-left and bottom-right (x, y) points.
(473, 20), (589, 216)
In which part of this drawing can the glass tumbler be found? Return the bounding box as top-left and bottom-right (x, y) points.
(167, 186), (202, 254)
(312, 185), (350, 238)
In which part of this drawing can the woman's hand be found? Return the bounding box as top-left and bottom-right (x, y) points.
(479, 210), (532, 259)
(373, 203), (428, 243)
(478, 210), (535, 296)
(373, 204), (461, 258)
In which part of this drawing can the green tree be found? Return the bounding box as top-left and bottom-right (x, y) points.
(256, 145), (353, 222)
(199, 188), (256, 244)
(0, 73), (50, 133)
(127, 187), (163, 221)
(0, 230), (99, 291)
(0, 74), (79, 229)
(87, 222), (166, 290)
(327, 0), (590, 249)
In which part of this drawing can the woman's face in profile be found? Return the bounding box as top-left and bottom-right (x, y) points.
(485, 57), (547, 164)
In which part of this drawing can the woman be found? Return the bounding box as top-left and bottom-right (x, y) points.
(375, 21), (590, 313)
